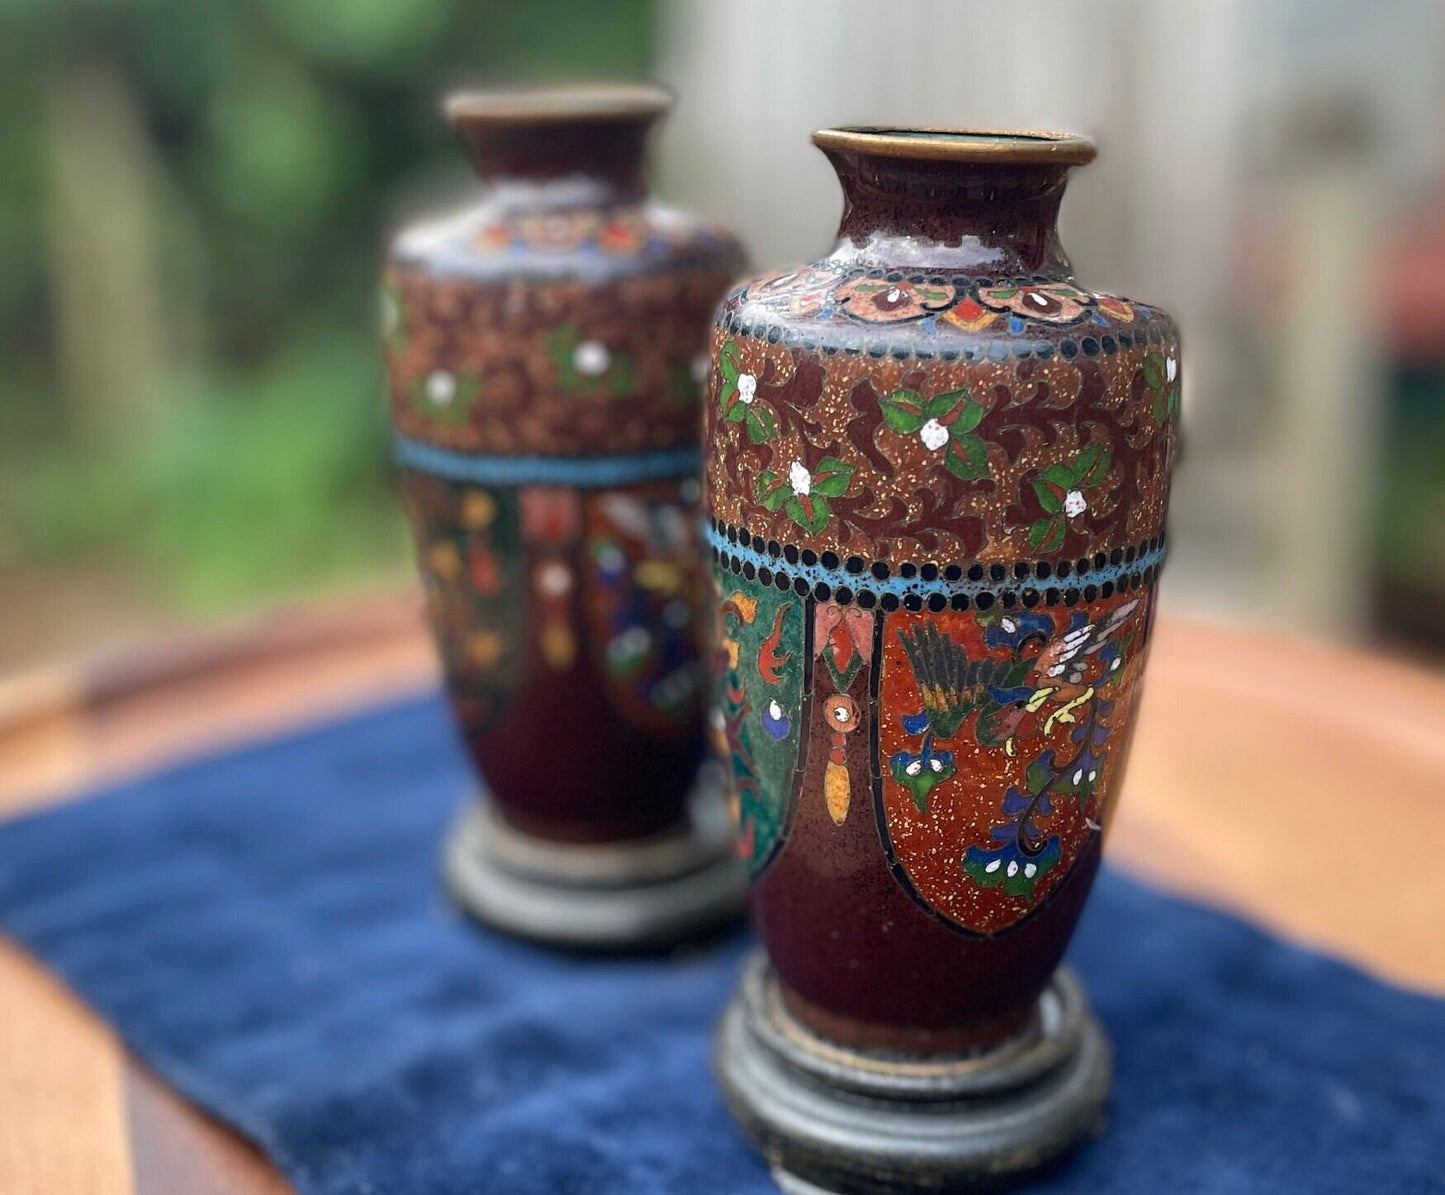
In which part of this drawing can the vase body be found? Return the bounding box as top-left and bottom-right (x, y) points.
(384, 86), (747, 946)
(704, 129), (1179, 1056)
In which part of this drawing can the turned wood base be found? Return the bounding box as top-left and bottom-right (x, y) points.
(442, 765), (748, 951)
(714, 953), (1110, 1193)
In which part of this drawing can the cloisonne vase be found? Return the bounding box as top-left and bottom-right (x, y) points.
(382, 85), (748, 950)
(704, 128), (1179, 1191)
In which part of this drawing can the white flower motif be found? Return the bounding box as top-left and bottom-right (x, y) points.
(788, 461), (811, 496)
(425, 371), (456, 405)
(905, 759), (923, 777)
(736, 373), (757, 404)
(919, 418), (949, 452)
(535, 562), (572, 597)
(573, 340), (611, 376)
(1166, 355), (1178, 383)
(1063, 489), (1088, 519)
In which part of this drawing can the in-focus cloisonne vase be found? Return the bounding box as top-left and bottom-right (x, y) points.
(382, 84), (748, 950)
(704, 128), (1179, 1191)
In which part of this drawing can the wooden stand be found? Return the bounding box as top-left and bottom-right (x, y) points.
(442, 766), (748, 951)
(714, 954), (1109, 1194)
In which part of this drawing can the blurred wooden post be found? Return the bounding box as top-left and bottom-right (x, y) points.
(43, 62), (165, 445)
(1272, 102), (1385, 637)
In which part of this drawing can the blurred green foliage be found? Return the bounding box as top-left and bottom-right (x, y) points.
(0, 0), (656, 614)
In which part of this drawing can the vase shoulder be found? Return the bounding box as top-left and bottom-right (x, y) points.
(727, 259), (1177, 359)
(389, 197), (744, 287)
(705, 257), (1180, 568)
(384, 198), (743, 460)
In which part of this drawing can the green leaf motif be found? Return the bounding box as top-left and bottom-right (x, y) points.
(962, 838), (1061, 899)
(718, 340), (741, 384)
(1054, 762), (1099, 801)
(1033, 476), (1065, 514)
(948, 393), (984, 433)
(809, 457), (855, 498)
(755, 471), (790, 511)
(744, 405), (776, 444)
(1074, 440), (1111, 487)
(547, 325), (634, 396)
(1041, 462), (1078, 490)
(547, 325), (580, 371)
(1025, 755), (1054, 797)
(882, 389), (928, 434)
(1153, 384), (1181, 424)
(785, 493), (830, 534)
(943, 435), (989, 481)
(890, 755), (955, 814)
(1029, 516), (1066, 553)
(605, 354), (635, 397)
(1141, 352), (1180, 425)
(411, 374), (479, 426)
(1141, 351), (1167, 391)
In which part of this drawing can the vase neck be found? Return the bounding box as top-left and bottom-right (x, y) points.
(814, 128), (1095, 278)
(447, 84), (670, 207)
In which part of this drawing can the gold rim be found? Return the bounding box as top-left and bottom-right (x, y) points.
(812, 126), (1096, 166)
(445, 82), (672, 125)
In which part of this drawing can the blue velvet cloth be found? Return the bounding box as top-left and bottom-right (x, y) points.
(0, 694), (1441, 1194)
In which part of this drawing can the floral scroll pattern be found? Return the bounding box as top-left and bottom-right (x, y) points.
(879, 592), (1150, 934)
(703, 309), (1178, 565)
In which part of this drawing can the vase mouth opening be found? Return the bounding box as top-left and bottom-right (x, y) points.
(445, 83), (673, 127)
(813, 127), (1096, 167)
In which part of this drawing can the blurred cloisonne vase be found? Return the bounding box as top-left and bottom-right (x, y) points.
(705, 129), (1180, 1192)
(382, 85), (748, 949)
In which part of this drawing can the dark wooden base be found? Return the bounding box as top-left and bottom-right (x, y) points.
(714, 953), (1110, 1194)
(442, 765), (748, 951)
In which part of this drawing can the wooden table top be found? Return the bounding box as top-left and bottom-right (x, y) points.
(1, 590), (1442, 1195)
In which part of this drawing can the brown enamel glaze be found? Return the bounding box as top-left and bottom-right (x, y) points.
(385, 85), (744, 845)
(703, 128), (1178, 1050)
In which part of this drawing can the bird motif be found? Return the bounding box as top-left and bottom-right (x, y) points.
(988, 601), (1140, 754)
(1032, 600), (1139, 692)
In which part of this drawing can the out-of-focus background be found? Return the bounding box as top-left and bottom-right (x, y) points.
(1, 0), (1443, 673)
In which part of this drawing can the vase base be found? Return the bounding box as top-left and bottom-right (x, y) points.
(442, 764), (748, 951)
(714, 953), (1110, 1194)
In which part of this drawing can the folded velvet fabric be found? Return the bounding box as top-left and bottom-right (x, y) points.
(0, 694), (1439, 1194)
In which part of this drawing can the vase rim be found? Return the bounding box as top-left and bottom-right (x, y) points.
(813, 126), (1096, 166)
(444, 82), (673, 126)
